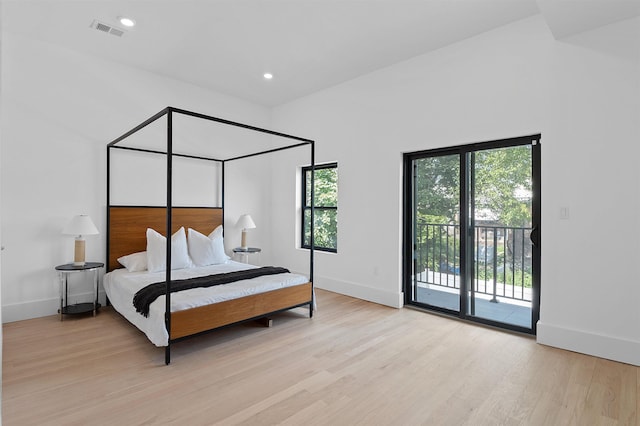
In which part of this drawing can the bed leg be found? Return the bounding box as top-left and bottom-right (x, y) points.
(165, 346), (171, 365)
(309, 303), (313, 318)
(256, 317), (273, 327)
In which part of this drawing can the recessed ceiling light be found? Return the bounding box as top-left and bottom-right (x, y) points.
(263, 73), (273, 80)
(118, 16), (136, 27)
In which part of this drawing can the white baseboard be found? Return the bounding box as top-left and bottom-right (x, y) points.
(537, 320), (640, 366)
(2, 291), (107, 323)
(3, 298), (58, 323)
(314, 275), (403, 309)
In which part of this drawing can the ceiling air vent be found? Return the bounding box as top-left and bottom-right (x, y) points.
(90, 20), (126, 37)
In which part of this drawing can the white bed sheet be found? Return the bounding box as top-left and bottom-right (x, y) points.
(103, 261), (309, 347)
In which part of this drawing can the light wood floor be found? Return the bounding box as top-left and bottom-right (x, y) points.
(3, 289), (638, 425)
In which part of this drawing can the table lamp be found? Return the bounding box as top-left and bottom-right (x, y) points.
(236, 214), (256, 250)
(63, 215), (99, 266)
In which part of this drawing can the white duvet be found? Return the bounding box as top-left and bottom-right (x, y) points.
(103, 261), (309, 346)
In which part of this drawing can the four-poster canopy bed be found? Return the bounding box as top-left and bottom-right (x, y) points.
(105, 107), (315, 364)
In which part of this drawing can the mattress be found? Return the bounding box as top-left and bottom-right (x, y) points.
(103, 260), (309, 346)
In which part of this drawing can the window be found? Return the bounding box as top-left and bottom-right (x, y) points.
(302, 163), (338, 252)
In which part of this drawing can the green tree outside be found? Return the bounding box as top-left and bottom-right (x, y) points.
(414, 145), (533, 291)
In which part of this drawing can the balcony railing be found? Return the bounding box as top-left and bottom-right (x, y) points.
(415, 222), (532, 302)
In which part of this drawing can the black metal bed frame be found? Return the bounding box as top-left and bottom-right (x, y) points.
(106, 106), (315, 364)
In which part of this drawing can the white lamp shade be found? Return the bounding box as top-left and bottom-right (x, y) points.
(63, 215), (99, 237)
(236, 214), (256, 230)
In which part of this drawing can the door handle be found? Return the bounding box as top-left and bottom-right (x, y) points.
(530, 226), (540, 247)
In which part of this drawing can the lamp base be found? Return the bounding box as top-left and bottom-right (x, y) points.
(241, 230), (247, 250)
(74, 238), (86, 266)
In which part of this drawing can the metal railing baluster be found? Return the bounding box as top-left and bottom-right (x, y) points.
(415, 222), (531, 302)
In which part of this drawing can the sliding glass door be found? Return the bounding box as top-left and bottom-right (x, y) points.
(404, 135), (540, 334)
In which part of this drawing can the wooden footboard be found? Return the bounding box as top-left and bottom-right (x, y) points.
(170, 282), (313, 340)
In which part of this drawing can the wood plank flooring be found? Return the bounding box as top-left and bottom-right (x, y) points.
(3, 289), (638, 425)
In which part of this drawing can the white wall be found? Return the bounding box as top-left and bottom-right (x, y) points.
(0, 33), (273, 322)
(537, 16), (640, 366)
(270, 15), (640, 366)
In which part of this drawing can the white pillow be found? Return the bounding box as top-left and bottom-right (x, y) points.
(146, 227), (192, 273)
(210, 225), (223, 239)
(188, 226), (229, 267)
(117, 251), (147, 272)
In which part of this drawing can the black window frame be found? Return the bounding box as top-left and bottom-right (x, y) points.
(301, 162), (338, 253)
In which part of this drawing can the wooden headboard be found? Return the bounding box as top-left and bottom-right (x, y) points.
(108, 206), (223, 271)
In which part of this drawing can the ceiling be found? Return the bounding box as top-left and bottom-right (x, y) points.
(2, 0), (639, 107)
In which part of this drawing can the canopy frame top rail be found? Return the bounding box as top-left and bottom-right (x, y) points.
(107, 106), (314, 162)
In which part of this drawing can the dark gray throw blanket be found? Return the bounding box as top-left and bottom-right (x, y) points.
(133, 266), (290, 317)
